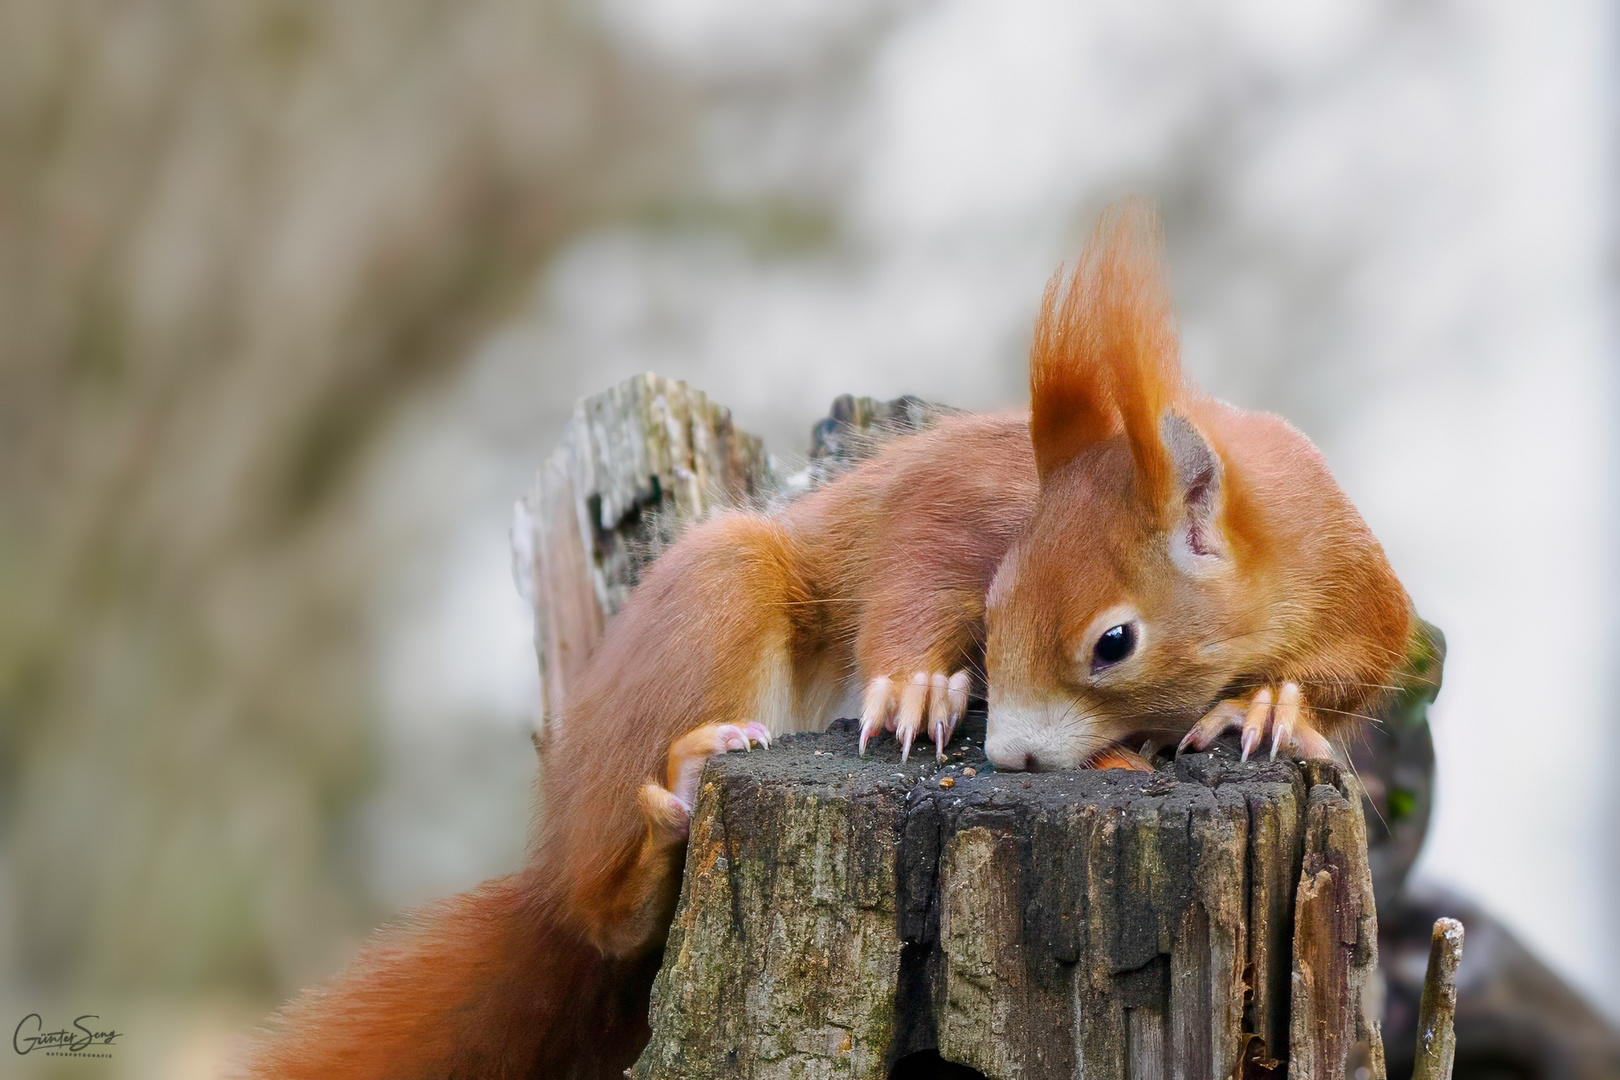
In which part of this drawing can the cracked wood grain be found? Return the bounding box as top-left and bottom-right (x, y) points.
(634, 717), (1383, 1080)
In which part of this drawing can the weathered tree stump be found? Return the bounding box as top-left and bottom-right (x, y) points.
(513, 373), (774, 729)
(630, 713), (1381, 1080)
(514, 375), (1394, 1079)
(512, 376), (952, 735)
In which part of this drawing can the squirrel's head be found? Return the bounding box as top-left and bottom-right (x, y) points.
(984, 201), (1254, 772)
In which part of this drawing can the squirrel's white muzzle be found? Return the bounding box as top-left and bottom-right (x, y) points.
(984, 693), (1111, 772)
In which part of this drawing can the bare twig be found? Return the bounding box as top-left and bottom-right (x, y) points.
(1412, 917), (1465, 1080)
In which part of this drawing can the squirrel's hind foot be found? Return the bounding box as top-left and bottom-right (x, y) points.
(648, 722), (773, 844)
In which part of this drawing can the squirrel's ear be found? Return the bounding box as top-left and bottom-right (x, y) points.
(1161, 411), (1227, 574)
(1029, 199), (1183, 487)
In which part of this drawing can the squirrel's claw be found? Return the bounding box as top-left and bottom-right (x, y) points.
(943, 671), (970, 751)
(1267, 684), (1302, 761)
(858, 676), (894, 756)
(1182, 682), (1335, 763)
(1239, 687), (1273, 762)
(1178, 699), (1245, 753)
(662, 721), (774, 813)
(859, 669), (971, 759)
(927, 674), (951, 762)
(895, 674), (929, 763)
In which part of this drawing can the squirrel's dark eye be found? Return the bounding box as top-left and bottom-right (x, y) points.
(1092, 623), (1136, 670)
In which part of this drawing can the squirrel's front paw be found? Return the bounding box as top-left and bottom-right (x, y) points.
(858, 671), (971, 762)
(1177, 683), (1335, 762)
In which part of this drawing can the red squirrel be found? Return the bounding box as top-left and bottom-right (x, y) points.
(237, 202), (1412, 1079)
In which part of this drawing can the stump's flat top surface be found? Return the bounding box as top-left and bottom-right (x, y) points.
(712, 710), (1304, 809)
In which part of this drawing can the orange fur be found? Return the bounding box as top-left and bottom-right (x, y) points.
(241, 200), (1413, 1075)
(234, 871), (658, 1079)
(984, 203), (1411, 772)
(539, 415), (1041, 957)
(1030, 198), (1184, 503)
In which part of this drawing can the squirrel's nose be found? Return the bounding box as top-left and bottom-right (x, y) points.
(986, 697), (1088, 771)
(984, 732), (1036, 772)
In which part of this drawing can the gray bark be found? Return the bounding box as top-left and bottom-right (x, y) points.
(512, 379), (952, 734)
(1411, 919), (1463, 1080)
(513, 373), (774, 730)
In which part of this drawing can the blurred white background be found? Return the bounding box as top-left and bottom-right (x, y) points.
(2, 1), (1613, 1075)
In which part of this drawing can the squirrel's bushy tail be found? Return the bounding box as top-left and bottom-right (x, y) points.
(232, 870), (656, 1080)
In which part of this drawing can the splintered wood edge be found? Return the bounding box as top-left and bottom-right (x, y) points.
(1411, 918), (1464, 1080)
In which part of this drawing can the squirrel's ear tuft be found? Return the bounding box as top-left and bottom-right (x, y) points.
(1029, 199), (1184, 491)
(1162, 411), (1227, 573)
